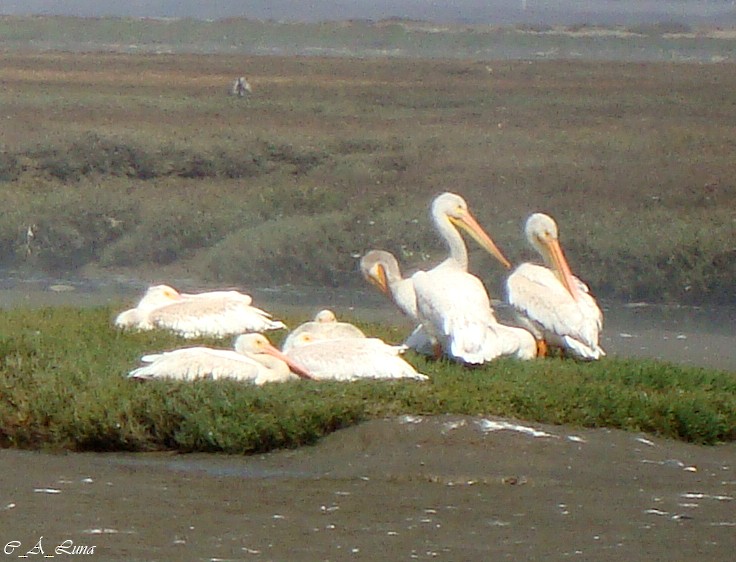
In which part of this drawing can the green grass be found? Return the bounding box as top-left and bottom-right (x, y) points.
(0, 307), (733, 453)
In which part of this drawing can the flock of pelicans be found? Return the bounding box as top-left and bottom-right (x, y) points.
(117, 192), (605, 385)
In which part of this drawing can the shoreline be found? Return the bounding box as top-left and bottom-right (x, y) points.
(1, 275), (734, 372)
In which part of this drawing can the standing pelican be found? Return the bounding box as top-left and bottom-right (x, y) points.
(411, 192), (536, 363)
(114, 284), (286, 338)
(506, 213), (605, 360)
(128, 333), (312, 384)
(285, 333), (428, 381)
(359, 249), (435, 355)
(281, 309), (366, 352)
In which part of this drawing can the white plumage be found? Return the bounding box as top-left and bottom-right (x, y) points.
(281, 309), (366, 352)
(411, 192), (535, 363)
(506, 213), (605, 360)
(284, 333), (428, 381)
(359, 249), (435, 356)
(413, 266), (536, 363)
(115, 284), (286, 338)
(127, 333), (312, 384)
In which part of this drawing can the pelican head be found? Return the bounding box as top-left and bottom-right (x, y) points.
(525, 213), (580, 301)
(432, 192), (512, 269)
(289, 332), (319, 348)
(360, 250), (400, 295)
(234, 333), (313, 379)
(314, 309), (337, 323)
(137, 284), (182, 309)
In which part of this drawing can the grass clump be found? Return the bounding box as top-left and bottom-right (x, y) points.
(0, 307), (733, 454)
(10, 133), (325, 183)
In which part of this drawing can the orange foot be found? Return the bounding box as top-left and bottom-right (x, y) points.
(432, 342), (444, 361)
(536, 339), (548, 358)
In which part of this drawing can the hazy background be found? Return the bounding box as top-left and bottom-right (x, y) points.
(1, 0), (735, 26)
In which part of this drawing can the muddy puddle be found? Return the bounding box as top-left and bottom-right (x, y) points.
(1, 278), (734, 561)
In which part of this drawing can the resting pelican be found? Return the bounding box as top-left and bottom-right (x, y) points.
(114, 284), (286, 338)
(359, 249), (435, 355)
(411, 192), (535, 363)
(281, 309), (366, 352)
(128, 333), (312, 384)
(285, 333), (428, 381)
(506, 213), (605, 360)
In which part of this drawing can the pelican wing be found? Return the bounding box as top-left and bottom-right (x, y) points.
(413, 269), (516, 364)
(182, 290), (253, 305)
(148, 299), (286, 339)
(285, 338), (427, 381)
(114, 308), (152, 330)
(507, 263), (604, 359)
(282, 321), (366, 352)
(128, 347), (263, 381)
(403, 324), (436, 356)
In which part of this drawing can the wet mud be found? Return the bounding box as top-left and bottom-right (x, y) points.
(1, 417), (734, 561)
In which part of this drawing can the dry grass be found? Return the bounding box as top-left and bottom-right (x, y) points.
(1, 52), (734, 304)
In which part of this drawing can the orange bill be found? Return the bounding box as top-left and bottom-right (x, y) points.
(451, 211), (512, 269)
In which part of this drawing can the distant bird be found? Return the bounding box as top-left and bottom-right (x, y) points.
(128, 333), (312, 384)
(24, 224), (37, 257)
(114, 284), (286, 338)
(506, 213), (605, 360)
(411, 192), (535, 363)
(284, 333), (429, 381)
(359, 249), (435, 355)
(281, 309), (366, 352)
(231, 76), (252, 97)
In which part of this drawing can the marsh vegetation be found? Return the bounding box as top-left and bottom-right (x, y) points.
(0, 308), (733, 453)
(1, 51), (734, 306)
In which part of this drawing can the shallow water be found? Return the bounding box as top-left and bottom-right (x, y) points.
(1, 417), (734, 561)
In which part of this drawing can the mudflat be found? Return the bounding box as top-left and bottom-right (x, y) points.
(2, 416), (734, 561)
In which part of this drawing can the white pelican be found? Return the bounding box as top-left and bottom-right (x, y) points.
(281, 309), (366, 352)
(359, 249), (435, 356)
(128, 333), (312, 384)
(411, 192), (536, 363)
(114, 284), (286, 338)
(284, 333), (428, 381)
(506, 213), (605, 360)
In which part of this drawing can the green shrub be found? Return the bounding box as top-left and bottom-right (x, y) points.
(204, 212), (361, 287)
(0, 152), (21, 182)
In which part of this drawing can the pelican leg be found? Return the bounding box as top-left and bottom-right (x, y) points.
(536, 339), (548, 358)
(433, 342), (444, 360)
